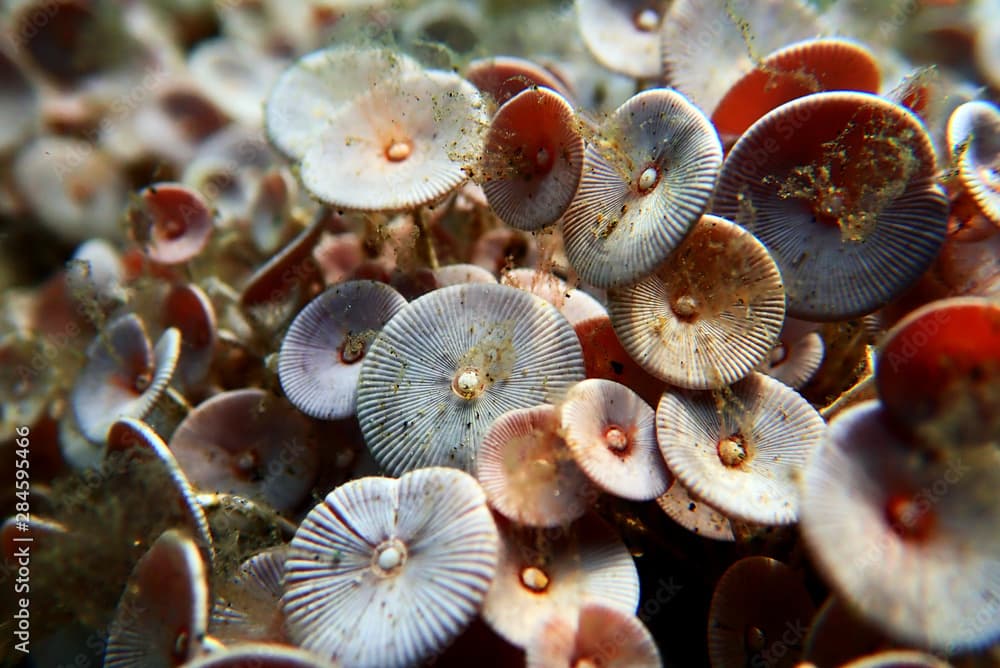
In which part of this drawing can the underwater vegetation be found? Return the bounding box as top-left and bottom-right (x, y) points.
(0, 0), (999, 666)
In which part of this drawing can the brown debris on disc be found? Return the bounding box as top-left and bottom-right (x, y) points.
(476, 404), (595, 527)
(211, 546), (288, 644)
(656, 372), (824, 525)
(104, 529), (209, 668)
(130, 183), (214, 265)
(560, 378), (671, 501)
(266, 46), (422, 161)
(356, 283), (585, 475)
(947, 100), (1000, 227)
(876, 296), (1000, 447)
(660, 0), (823, 115)
(282, 468), (499, 668)
(655, 479), (735, 542)
(106, 418), (215, 559)
(482, 514), (639, 649)
(526, 602), (661, 668)
(168, 389), (318, 514)
(465, 55), (575, 108)
(301, 69), (487, 212)
(576, 0), (669, 79)
(278, 280), (407, 420)
(607, 215), (785, 390)
(707, 556), (816, 668)
(561, 88), (722, 288)
(713, 91), (949, 321)
(711, 37), (881, 141)
(70, 314), (180, 442)
(481, 87), (584, 231)
(799, 400), (1000, 653)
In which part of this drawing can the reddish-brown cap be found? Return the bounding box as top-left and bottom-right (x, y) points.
(713, 91), (949, 320)
(131, 183), (214, 265)
(707, 556), (816, 668)
(876, 296), (1000, 446)
(465, 55), (574, 108)
(660, 0), (822, 115)
(481, 87), (584, 231)
(169, 389), (318, 513)
(573, 315), (667, 407)
(712, 37), (881, 141)
(162, 282), (217, 391)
